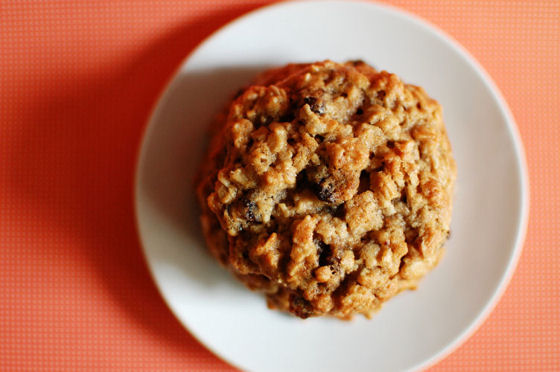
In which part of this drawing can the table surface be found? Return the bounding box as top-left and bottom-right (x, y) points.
(1, 0), (559, 370)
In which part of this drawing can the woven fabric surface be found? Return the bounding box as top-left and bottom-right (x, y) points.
(1, 0), (558, 370)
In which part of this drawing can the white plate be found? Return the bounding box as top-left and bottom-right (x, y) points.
(134, 1), (529, 371)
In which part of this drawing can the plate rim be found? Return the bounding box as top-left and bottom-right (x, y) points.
(133, 1), (530, 371)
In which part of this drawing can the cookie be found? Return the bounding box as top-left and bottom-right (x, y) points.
(196, 60), (456, 319)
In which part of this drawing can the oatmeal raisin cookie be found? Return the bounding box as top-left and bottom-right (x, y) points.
(196, 60), (456, 319)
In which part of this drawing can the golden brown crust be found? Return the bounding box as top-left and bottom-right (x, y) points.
(196, 60), (456, 319)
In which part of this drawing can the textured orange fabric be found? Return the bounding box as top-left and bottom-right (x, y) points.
(1, 1), (558, 370)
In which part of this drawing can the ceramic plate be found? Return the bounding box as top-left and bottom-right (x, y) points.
(135, 1), (529, 371)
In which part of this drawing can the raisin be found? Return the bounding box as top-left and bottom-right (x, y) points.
(290, 296), (314, 319)
(245, 205), (256, 221)
(348, 59), (365, 66)
(303, 96), (325, 115)
(241, 195), (258, 222)
(313, 180), (335, 203)
(303, 96), (317, 106)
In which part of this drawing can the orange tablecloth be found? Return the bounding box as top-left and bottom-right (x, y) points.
(1, 1), (558, 370)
